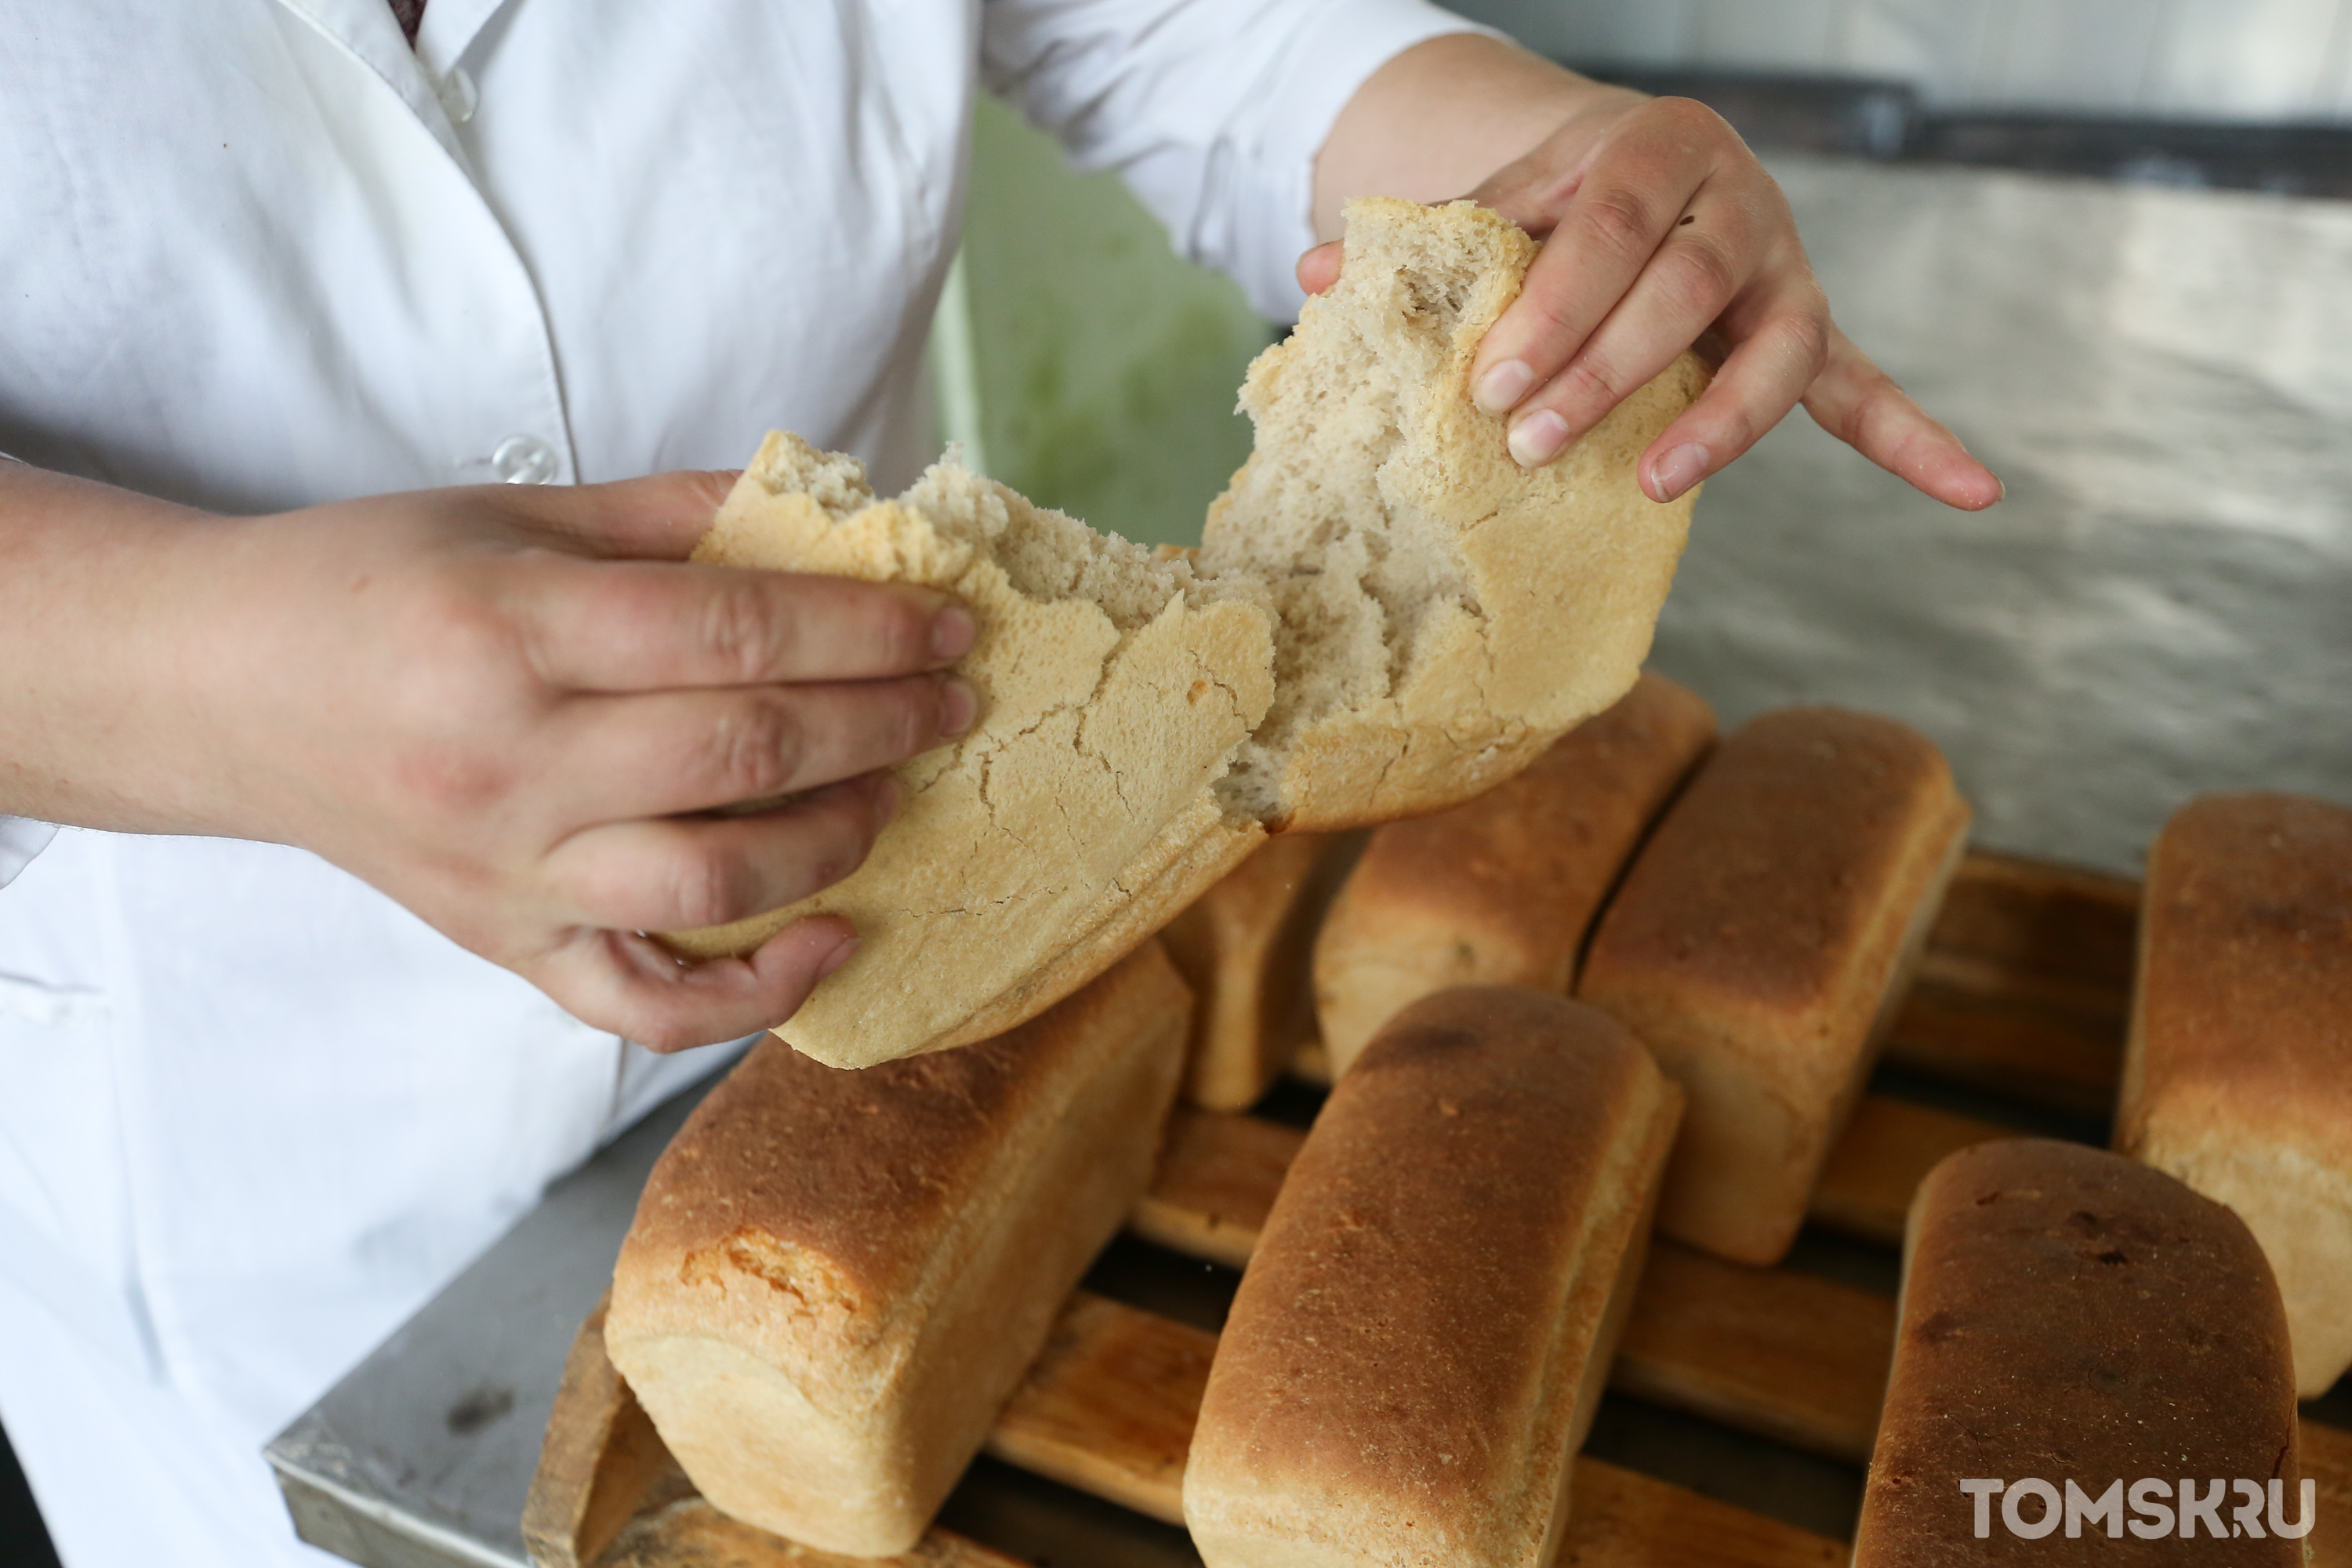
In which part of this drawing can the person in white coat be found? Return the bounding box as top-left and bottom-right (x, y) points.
(0, 1), (1998, 1563)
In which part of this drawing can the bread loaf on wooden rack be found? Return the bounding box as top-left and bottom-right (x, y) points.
(1184, 986), (1682, 1568)
(603, 943), (1190, 1555)
(2117, 790), (2352, 1399)
(1855, 1138), (2305, 1565)
(1312, 671), (1715, 1075)
(1578, 706), (1969, 1266)
(659, 198), (1710, 1070)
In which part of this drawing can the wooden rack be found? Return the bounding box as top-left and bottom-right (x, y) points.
(524, 853), (2352, 1567)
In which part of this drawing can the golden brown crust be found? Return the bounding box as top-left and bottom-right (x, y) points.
(1313, 673), (1716, 1073)
(1184, 987), (1682, 1568)
(1855, 1139), (2300, 1566)
(1160, 831), (1359, 1110)
(605, 943), (1191, 1552)
(2117, 790), (2352, 1396)
(1577, 706), (1972, 1265)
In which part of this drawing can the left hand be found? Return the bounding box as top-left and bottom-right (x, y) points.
(1298, 96), (2002, 511)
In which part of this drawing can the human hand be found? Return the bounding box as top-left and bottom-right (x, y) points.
(1298, 96), (2002, 510)
(31, 470), (975, 1050)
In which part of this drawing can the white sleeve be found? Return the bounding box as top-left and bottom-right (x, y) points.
(981, 0), (1501, 321)
(0, 818), (59, 888)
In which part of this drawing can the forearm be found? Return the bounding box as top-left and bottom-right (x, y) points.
(0, 461), (233, 833)
(1310, 34), (1640, 241)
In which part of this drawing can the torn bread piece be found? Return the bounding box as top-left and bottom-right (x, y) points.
(604, 942), (1191, 1555)
(1197, 198), (1711, 833)
(1313, 672), (1715, 1075)
(2117, 791), (2352, 1399)
(665, 198), (1707, 1069)
(661, 435), (1274, 1068)
(1184, 986), (1682, 1568)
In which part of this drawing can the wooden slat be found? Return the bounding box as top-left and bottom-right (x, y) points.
(2303, 1417), (2352, 1568)
(530, 1290), (1849, 1567)
(1127, 1106), (1303, 1271)
(1613, 1243), (1893, 1465)
(1809, 1097), (2010, 1247)
(984, 1290), (1212, 1525)
(524, 1296), (697, 1568)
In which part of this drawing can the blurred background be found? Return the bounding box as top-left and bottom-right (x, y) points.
(940, 0), (2352, 879)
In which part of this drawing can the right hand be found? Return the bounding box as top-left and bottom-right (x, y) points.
(7, 466), (975, 1051)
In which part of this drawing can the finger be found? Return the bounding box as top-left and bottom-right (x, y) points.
(1621, 287), (1832, 500)
(1468, 100), (1729, 418)
(1802, 327), (2005, 511)
(503, 468), (744, 559)
(1297, 241), (1344, 296)
(520, 558), (977, 691)
(528, 914), (860, 1053)
(1498, 204), (1766, 468)
(550, 674), (977, 822)
(542, 772), (897, 934)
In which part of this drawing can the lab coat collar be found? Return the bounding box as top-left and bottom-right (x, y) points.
(270, 0), (480, 164)
(414, 0), (514, 84)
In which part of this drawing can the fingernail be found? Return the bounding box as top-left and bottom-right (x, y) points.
(816, 935), (860, 980)
(1507, 409), (1570, 468)
(1473, 359), (1537, 416)
(931, 605), (977, 661)
(1650, 442), (1712, 502)
(938, 676), (980, 737)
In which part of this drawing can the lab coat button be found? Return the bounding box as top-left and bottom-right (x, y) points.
(492, 434), (557, 484)
(439, 67), (478, 125)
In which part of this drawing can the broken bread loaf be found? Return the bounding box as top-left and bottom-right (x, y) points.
(665, 198), (1709, 1069)
(604, 942), (1191, 1555)
(1184, 986), (1682, 1568)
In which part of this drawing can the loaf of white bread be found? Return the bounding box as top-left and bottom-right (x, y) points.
(602, 943), (1189, 1555)
(1577, 706), (1969, 1266)
(2116, 791), (2352, 1399)
(660, 197), (1710, 1069)
(1161, 832), (1360, 1111)
(1855, 1139), (2304, 1565)
(1312, 672), (1715, 1075)
(1184, 986), (1682, 1568)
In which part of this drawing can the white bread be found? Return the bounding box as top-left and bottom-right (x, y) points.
(1855, 1140), (2302, 1566)
(2115, 791), (2352, 1399)
(1183, 986), (1682, 1568)
(1312, 672), (1715, 1074)
(603, 942), (1190, 1555)
(665, 198), (1708, 1069)
(1160, 831), (1360, 1111)
(1577, 706), (1970, 1267)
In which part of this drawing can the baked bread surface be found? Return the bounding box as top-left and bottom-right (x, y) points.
(1577, 706), (1970, 1265)
(1855, 1138), (2301, 1566)
(1312, 671), (1715, 1073)
(1184, 986), (1682, 1568)
(2117, 790), (2352, 1397)
(604, 942), (1190, 1554)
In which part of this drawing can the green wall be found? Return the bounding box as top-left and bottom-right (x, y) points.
(934, 94), (1280, 550)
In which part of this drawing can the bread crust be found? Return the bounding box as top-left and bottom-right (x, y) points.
(1312, 673), (1715, 1074)
(658, 444), (1272, 1068)
(2116, 791), (2352, 1397)
(1855, 1139), (2301, 1566)
(604, 943), (1190, 1554)
(1183, 987), (1682, 1568)
(1578, 706), (1971, 1265)
(1160, 831), (1361, 1111)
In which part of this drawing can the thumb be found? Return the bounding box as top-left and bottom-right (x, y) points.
(512, 467), (743, 561)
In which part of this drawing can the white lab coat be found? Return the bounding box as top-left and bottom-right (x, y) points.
(0, 0), (1478, 1562)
